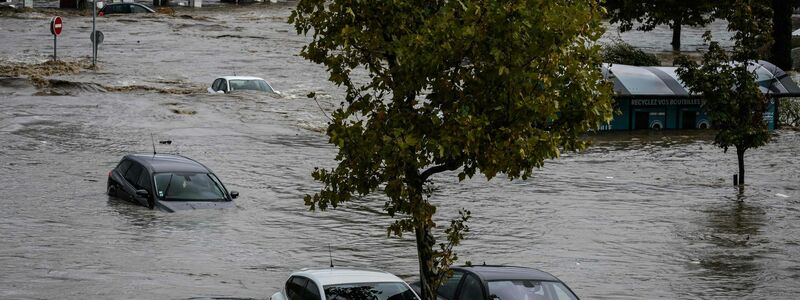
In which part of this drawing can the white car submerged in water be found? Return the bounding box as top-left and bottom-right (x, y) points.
(208, 76), (279, 94)
(270, 268), (419, 300)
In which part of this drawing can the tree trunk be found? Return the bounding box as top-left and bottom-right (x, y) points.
(671, 17), (682, 52)
(737, 147), (745, 185)
(415, 224), (436, 300)
(771, 0), (793, 70)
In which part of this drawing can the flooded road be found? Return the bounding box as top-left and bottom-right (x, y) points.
(1, 3), (799, 299)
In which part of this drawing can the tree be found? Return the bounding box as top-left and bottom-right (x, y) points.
(717, 1), (792, 71)
(769, 0), (792, 70)
(289, 1), (614, 299)
(601, 40), (662, 66)
(604, 0), (718, 51)
(676, 0), (773, 186)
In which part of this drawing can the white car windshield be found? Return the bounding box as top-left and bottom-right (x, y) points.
(488, 280), (578, 300)
(228, 79), (273, 93)
(324, 282), (418, 300)
(154, 173), (226, 201)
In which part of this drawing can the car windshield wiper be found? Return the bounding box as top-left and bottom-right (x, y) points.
(162, 174), (174, 199)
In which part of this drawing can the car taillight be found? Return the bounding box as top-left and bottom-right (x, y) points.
(98, 11), (104, 16)
(108, 170), (112, 177)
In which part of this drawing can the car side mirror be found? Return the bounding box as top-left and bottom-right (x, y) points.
(230, 191), (239, 199)
(136, 189), (149, 197)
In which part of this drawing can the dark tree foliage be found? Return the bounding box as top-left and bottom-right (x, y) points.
(714, 1), (792, 70)
(604, 0), (719, 51)
(676, 0), (773, 186)
(769, 0), (792, 70)
(289, 1), (614, 299)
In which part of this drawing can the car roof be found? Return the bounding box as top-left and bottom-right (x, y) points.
(218, 76), (266, 81)
(290, 268), (406, 286)
(454, 265), (561, 282)
(124, 154), (211, 174)
(103, 3), (155, 12)
(106, 2), (150, 7)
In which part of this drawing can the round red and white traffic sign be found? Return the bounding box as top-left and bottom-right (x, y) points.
(50, 16), (63, 36)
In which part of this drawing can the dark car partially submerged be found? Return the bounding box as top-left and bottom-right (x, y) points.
(107, 154), (238, 212)
(98, 3), (155, 16)
(412, 265), (579, 300)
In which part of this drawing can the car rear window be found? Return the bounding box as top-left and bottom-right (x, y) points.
(324, 282), (417, 300)
(124, 163), (143, 184)
(137, 170), (152, 191)
(116, 160), (132, 175)
(487, 281), (577, 300)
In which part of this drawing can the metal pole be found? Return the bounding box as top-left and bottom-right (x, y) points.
(92, 0), (97, 68)
(53, 36), (57, 61)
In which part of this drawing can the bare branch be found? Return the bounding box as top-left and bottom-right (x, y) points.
(420, 161), (459, 181)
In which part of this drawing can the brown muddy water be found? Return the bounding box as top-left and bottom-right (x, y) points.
(1, 3), (798, 300)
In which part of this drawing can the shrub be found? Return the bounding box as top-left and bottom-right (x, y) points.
(602, 41), (661, 66)
(780, 97), (800, 127)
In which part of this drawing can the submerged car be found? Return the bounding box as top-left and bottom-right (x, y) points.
(208, 76), (279, 94)
(412, 265), (579, 300)
(271, 268), (419, 300)
(107, 154), (238, 212)
(98, 3), (155, 16)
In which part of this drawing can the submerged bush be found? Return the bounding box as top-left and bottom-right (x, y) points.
(780, 97), (800, 128)
(602, 41), (661, 66)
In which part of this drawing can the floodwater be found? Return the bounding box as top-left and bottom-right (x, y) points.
(1, 3), (798, 300)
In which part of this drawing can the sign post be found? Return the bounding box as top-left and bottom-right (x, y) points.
(49, 16), (63, 61)
(90, 30), (104, 64)
(92, 1), (97, 68)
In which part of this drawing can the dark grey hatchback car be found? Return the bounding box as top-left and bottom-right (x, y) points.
(412, 265), (579, 300)
(107, 154), (238, 212)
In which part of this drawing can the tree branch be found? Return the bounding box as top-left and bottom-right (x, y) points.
(420, 161), (459, 181)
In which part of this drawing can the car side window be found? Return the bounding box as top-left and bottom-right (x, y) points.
(219, 79), (227, 92)
(124, 163), (143, 186)
(122, 4), (132, 13)
(286, 276), (308, 300)
(136, 170), (152, 191)
(457, 274), (487, 300)
(131, 5), (147, 13)
(438, 271), (464, 300)
(212, 79), (221, 91)
(304, 280), (321, 300)
(116, 160), (132, 175)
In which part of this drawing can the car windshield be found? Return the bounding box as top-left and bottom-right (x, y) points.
(488, 281), (578, 300)
(228, 79), (273, 93)
(324, 282), (418, 300)
(154, 173), (226, 201)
